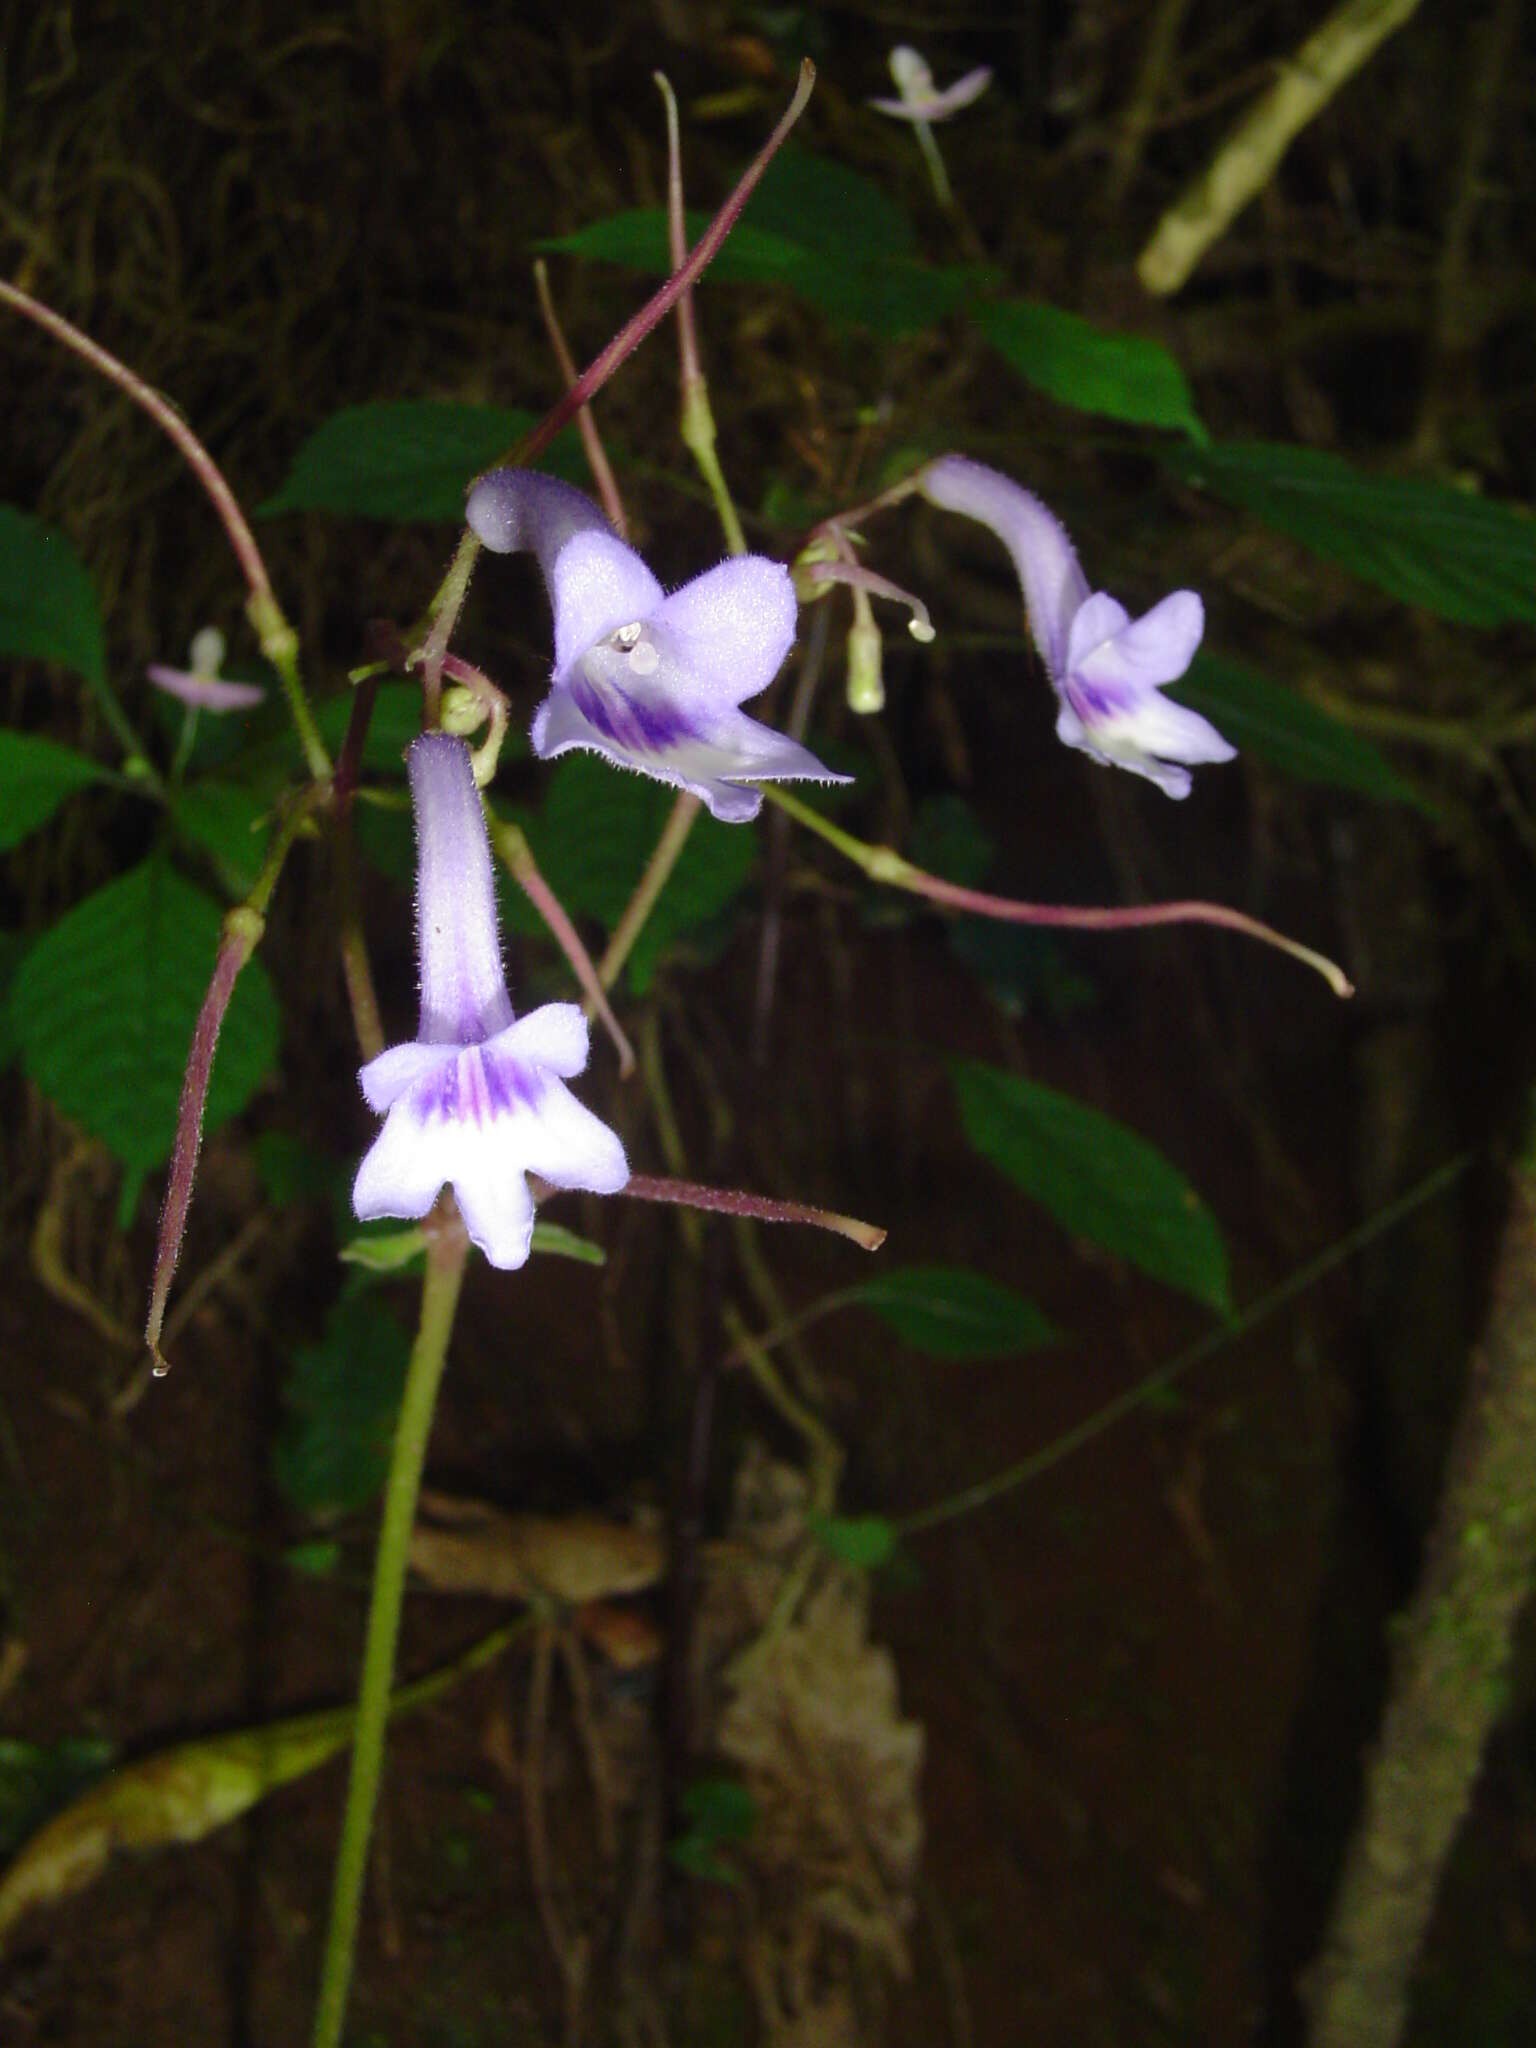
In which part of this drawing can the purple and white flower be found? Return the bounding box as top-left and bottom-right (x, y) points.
(352, 732), (628, 1269)
(919, 454), (1234, 798)
(465, 470), (847, 824)
(869, 46), (992, 123)
(147, 626), (266, 712)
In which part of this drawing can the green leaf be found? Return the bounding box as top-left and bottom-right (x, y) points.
(1170, 653), (1421, 805)
(273, 1293), (409, 1518)
(281, 1540), (342, 1578)
(946, 920), (1096, 1024)
(1164, 440), (1536, 626)
(0, 1737), (115, 1860)
(951, 1060), (1231, 1314)
(809, 1513), (900, 1570)
(339, 1224), (428, 1272)
(0, 507), (106, 686)
(979, 299), (1205, 439)
(907, 793), (993, 888)
(254, 1131), (337, 1209)
(11, 860), (280, 1174)
(852, 1264), (1058, 1358)
(0, 931), (28, 1069)
(258, 401), (585, 523)
(500, 756), (756, 993)
(541, 150), (990, 338)
(528, 1220), (607, 1265)
(0, 729), (107, 851)
(679, 1777), (757, 1841)
(171, 776), (271, 894)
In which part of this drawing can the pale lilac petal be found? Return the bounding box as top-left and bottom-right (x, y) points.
(353, 1097), (459, 1224)
(1057, 681), (1234, 796)
(546, 530), (665, 680)
(410, 734), (515, 1044)
(870, 66), (992, 122)
(532, 678), (848, 823)
(441, 1116), (539, 1269)
(649, 557), (798, 707)
(1104, 688), (1236, 767)
(1070, 589), (1204, 691)
(490, 1003), (591, 1080)
(920, 455), (1090, 678)
(1063, 594), (1132, 674)
(146, 665), (266, 712)
(507, 1080), (630, 1194)
(358, 1039), (457, 1114)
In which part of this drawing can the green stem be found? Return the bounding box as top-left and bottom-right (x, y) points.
(310, 1217), (470, 2048)
(681, 377), (746, 557)
(247, 588), (331, 783)
(596, 790), (702, 991)
(901, 1153), (1471, 1536)
(415, 527), (482, 725)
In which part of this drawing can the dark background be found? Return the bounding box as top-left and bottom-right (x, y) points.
(2, 3), (1534, 2042)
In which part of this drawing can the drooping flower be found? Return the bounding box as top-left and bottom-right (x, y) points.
(919, 454), (1234, 798)
(353, 732), (627, 1268)
(465, 469), (847, 824)
(146, 626), (266, 712)
(869, 45), (992, 123)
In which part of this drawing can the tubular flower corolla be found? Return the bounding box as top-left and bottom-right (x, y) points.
(920, 454), (1234, 798)
(869, 46), (992, 123)
(352, 732), (627, 1268)
(465, 469), (848, 823)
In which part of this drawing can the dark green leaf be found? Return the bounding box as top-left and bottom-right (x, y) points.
(542, 205), (983, 337)
(258, 402), (585, 523)
(11, 860), (280, 1174)
(282, 1541), (342, 1577)
(679, 1777), (758, 1841)
(907, 793), (993, 888)
(171, 777), (272, 895)
(500, 757), (756, 993)
(980, 299), (1205, 439)
(0, 1737), (115, 1859)
(255, 1131), (338, 1209)
(750, 147), (914, 257)
(0, 930), (28, 1069)
(1170, 653), (1421, 805)
(667, 1836), (744, 1885)
(1164, 440), (1536, 625)
(946, 920), (1096, 1023)
(0, 730), (107, 851)
(0, 508), (106, 687)
(951, 1060), (1231, 1313)
(852, 1264), (1058, 1358)
(273, 1293), (409, 1518)
(541, 150), (990, 338)
(527, 1221), (607, 1265)
(339, 1224), (427, 1272)
(809, 1513), (900, 1569)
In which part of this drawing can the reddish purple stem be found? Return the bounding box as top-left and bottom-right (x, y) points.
(621, 1172), (885, 1252)
(508, 60), (815, 472)
(144, 912), (263, 1371)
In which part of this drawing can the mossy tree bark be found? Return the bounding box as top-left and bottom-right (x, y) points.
(1305, 1159), (1536, 2047)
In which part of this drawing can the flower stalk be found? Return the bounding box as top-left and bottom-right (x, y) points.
(309, 1210), (470, 2048)
(758, 783), (1354, 996)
